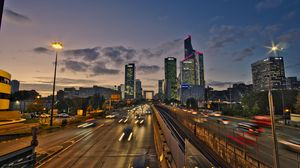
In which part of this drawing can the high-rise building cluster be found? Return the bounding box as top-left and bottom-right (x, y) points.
(161, 35), (205, 104)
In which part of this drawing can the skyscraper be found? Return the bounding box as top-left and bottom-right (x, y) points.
(125, 63), (136, 99)
(11, 80), (20, 94)
(251, 57), (286, 91)
(158, 80), (164, 94)
(180, 35), (205, 103)
(135, 79), (143, 99)
(164, 57), (177, 100)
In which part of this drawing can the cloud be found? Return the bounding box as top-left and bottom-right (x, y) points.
(91, 62), (120, 76)
(232, 46), (256, 62)
(101, 46), (137, 65)
(63, 60), (88, 72)
(34, 77), (97, 85)
(278, 28), (300, 43)
(264, 24), (281, 34)
(208, 25), (241, 49)
(20, 83), (64, 92)
(137, 65), (160, 74)
(256, 0), (282, 10)
(210, 16), (224, 22)
(4, 9), (30, 23)
(139, 38), (183, 59)
(283, 10), (298, 20)
(33, 47), (52, 54)
(64, 47), (100, 61)
(207, 24), (263, 51)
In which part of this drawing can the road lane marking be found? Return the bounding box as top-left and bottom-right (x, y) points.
(36, 124), (104, 167)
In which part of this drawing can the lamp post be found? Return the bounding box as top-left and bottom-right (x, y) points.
(50, 42), (63, 127)
(266, 42), (281, 168)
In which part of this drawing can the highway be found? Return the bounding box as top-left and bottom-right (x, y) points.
(38, 108), (158, 168)
(0, 106), (158, 168)
(161, 105), (300, 168)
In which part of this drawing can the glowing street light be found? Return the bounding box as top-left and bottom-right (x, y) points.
(50, 41), (63, 127)
(266, 41), (283, 57)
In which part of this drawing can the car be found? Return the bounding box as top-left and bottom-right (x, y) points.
(119, 126), (133, 141)
(145, 110), (152, 115)
(279, 139), (300, 153)
(77, 122), (96, 128)
(105, 115), (116, 119)
(40, 113), (50, 118)
(60, 113), (69, 118)
(135, 117), (145, 125)
(118, 117), (129, 124)
(237, 122), (263, 135)
(217, 118), (230, 125)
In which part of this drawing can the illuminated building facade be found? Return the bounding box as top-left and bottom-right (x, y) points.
(125, 63), (136, 99)
(164, 57), (177, 100)
(251, 57), (286, 91)
(0, 69), (11, 110)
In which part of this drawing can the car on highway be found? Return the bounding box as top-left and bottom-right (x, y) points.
(135, 117), (145, 125)
(77, 122), (96, 128)
(279, 139), (300, 153)
(145, 110), (152, 115)
(57, 113), (69, 118)
(105, 115), (116, 119)
(119, 126), (133, 141)
(40, 113), (50, 118)
(217, 118), (230, 125)
(236, 122), (263, 135)
(118, 117), (129, 124)
(77, 118), (96, 128)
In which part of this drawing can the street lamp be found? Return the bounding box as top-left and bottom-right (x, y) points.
(50, 42), (63, 127)
(266, 41), (281, 168)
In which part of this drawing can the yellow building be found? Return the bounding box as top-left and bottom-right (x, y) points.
(0, 69), (11, 110)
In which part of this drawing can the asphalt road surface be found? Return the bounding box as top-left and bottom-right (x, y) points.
(39, 114), (158, 168)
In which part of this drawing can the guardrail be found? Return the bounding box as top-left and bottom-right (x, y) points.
(151, 105), (185, 168)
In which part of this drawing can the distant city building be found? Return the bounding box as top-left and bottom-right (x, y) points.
(135, 79), (143, 99)
(158, 80), (164, 94)
(157, 79), (165, 100)
(56, 90), (65, 101)
(286, 77), (300, 90)
(125, 63), (136, 99)
(118, 84), (125, 100)
(11, 80), (20, 94)
(144, 90), (154, 100)
(179, 35), (205, 104)
(251, 57), (286, 91)
(208, 83), (252, 103)
(63, 86), (119, 99)
(164, 57), (177, 100)
(0, 69), (11, 110)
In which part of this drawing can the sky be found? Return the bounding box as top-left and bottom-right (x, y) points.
(0, 0), (300, 96)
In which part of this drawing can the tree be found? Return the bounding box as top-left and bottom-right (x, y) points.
(27, 99), (44, 113)
(186, 98), (198, 109)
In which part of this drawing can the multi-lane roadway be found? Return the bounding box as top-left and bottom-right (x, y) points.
(0, 106), (158, 168)
(161, 105), (300, 168)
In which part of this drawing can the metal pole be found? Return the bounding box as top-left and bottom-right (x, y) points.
(50, 52), (58, 127)
(268, 60), (280, 168)
(0, 0), (4, 30)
